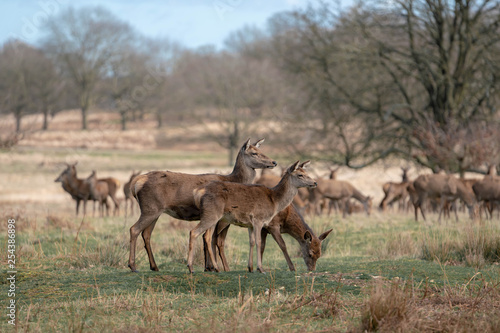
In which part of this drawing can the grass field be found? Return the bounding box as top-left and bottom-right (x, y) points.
(1, 143), (500, 332)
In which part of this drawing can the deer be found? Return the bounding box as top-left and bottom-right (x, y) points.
(85, 170), (110, 217)
(55, 162), (121, 217)
(379, 167), (410, 212)
(128, 138), (277, 272)
(204, 203), (332, 272)
(190, 160), (317, 274)
(412, 173), (478, 222)
(55, 162), (92, 216)
(123, 170), (141, 216)
(309, 179), (372, 218)
(255, 169), (307, 212)
(472, 176), (500, 220)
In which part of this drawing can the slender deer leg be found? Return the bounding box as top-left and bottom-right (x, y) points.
(267, 227), (295, 271)
(142, 218), (160, 271)
(215, 222), (230, 272)
(129, 213), (161, 272)
(247, 228), (255, 272)
(203, 225), (218, 272)
(254, 224), (265, 273)
(188, 214), (221, 274)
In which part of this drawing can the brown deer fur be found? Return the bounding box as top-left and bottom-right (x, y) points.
(413, 174), (478, 222)
(310, 179), (372, 218)
(85, 171), (110, 217)
(127, 139), (277, 272)
(123, 170), (141, 216)
(190, 161), (317, 273)
(205, 204), (332, 272)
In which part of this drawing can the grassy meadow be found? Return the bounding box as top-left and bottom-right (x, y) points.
(1, 144), (500, 332)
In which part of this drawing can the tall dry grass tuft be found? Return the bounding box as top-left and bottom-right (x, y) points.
(360, 279), (412, 332)
(358, 274), (500, 333)
(421, 223), (500, 268)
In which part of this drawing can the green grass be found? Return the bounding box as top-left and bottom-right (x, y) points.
(1, 210), (499, 332)
(1, 147), (500, 332)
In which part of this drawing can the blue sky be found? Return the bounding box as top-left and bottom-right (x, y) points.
(0, 0), (353, 49)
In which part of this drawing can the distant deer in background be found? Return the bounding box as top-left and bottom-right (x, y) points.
(123, 170), (141, 216)
(55, 162), (121, 217)
(379, 167), (410, 212)
(412, 174), (478, 222)
(127, 138), (277, 272)
(309, 179), (372, 218)
(55, 162), (92, 216)
(85, 170), (109, 217)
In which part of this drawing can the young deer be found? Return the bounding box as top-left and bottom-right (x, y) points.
(205, 203), (332, 272)
(123, 170), (141, 216)
(128, 138), (277, 272)
(189, 161), (317, 274)
(85, 171), (110, 217)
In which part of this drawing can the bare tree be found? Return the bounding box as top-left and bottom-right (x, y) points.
(41, 6), (134, 130)
(268, 0), (500, 171)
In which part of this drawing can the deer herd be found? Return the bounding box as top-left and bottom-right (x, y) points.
(55, 139), (500, 274)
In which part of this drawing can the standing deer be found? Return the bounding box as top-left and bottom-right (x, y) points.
(190, 161), (317, 273)
(310, 179), (372, 218)
(54, 162), (91, 216)
(123, 170), (141, 216)
(412, 174), (478, 222)
(55, 162), (121, 217)
(128, 138), (277, 272)
(379, 167), (410, 212)
(85, 171), (110, 217)
(472, 176), (500, 220)
(205, 203), (332, 272)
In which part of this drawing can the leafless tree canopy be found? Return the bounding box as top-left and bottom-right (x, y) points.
(0, 1), (499, 172)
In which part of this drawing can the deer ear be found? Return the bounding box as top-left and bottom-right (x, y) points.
(253, 138), (265, 148)
(300, 160), (311, 169)
(242, 138), (251, 151)
(288, 161), (300, 173)
(304, 230), (312, 243)
(319, 229), (333, 241)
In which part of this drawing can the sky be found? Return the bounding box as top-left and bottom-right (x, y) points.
(0, 0), (355, 50)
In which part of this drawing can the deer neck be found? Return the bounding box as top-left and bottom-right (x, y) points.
(352, 189), (367, 203)
(271, 174), (299, 214)
(226, 152), (256, 184)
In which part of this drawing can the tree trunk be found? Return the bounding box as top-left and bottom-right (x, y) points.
(156, 110), (162, 128)
(121, 111), (127, 131)
(81, 106), (88, 130)
(228, 120), (239, 166)
(42, 107), (49, 130)
(15, 112), (22, 133)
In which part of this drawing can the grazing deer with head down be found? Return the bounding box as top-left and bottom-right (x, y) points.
(123, 170), (141, 216)
(309, 179), (372, 218)
(205, 203), (332, 272)
(472, 176), (500, 220)
(412, 173), (478, 222)
(128, 138), (277, 272)
(190, 161), (317, 273)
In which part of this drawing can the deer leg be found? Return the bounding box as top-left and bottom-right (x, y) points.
(247, 228), (255, 272)
(75, 199), (81, 216)
(254, 224), (265, 273)
(188, 212), (221, 274)
(267, 226), (295, 272)
(128, 212), (161, 272)
(215, 222), (230, 272)
(111, 194), (119, 216)
(141, 217), (160, 271)
(202, 225), (219, 272)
